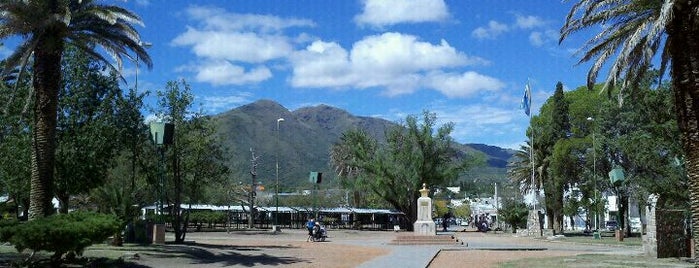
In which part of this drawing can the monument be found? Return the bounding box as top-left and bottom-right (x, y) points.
(389, 183), (461, 245)
(413, 183), (436, 235)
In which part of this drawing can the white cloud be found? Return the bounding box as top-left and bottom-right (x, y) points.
(172, 28), (293, 63)
(529, 30), (559, 47)
(425, 71), (505, 98)
(380, 104), (520, 145)
(185, 6), (314, 33)
(515, 14), (547, 29)
(290, 41), (357, 88)
(290, 32), (492, 97)
(172, 6), (314, 86)
(351, 33), (479, 73)
(472, 14), (550, 42)
(194, 60), (272, 86)
(434, 104), (518, 143)
(199, 93), (253, 113)
(471, 20), (509, 40)
(354, 0), (450, 28)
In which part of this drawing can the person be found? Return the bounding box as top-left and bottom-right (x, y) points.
(306, 217), (315, 242)
(442, 213), (449, 232)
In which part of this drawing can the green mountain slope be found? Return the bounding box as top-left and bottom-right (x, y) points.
(212, 100), (515, 191)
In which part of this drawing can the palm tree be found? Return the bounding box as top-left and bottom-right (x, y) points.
(0, 0), (152, 220)
(507, 141), (540, 195)
(560, 0), (699, 258)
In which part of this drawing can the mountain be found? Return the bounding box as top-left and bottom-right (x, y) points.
(212, 100), (515, 190)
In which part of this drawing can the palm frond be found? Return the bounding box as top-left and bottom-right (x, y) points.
(561, 0), (670, 101)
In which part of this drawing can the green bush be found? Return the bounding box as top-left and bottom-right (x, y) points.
(0, 211), (120, 264)
(188, 211), (227, 229)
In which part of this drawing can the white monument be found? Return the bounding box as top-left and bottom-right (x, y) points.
(413, 183), (436, 235)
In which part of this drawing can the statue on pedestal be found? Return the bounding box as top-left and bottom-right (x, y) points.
(413, 183), (436, 235)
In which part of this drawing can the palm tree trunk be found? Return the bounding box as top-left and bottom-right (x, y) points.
(667, 3), (699, 260)
(28, 35), (64, 220)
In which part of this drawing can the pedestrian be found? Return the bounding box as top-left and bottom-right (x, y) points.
(306, 217), (315, 242)
(442, 213), (449, 232)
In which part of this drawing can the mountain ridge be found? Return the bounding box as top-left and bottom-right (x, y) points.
(212, 100), (515, 189)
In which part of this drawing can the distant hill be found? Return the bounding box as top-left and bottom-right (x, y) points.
(212, 100), (515, 190)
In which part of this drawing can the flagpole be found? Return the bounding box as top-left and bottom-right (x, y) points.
(526, 78), (539, 210)
(530, 103), (535, 212)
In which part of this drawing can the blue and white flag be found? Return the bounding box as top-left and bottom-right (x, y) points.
(521, 82), (531, 116)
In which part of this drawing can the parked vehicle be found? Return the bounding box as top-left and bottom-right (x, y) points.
(311, 222), (327, 242)
(605, 221), (618, 231)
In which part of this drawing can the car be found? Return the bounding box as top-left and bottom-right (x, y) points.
(605, 221), (618, 231)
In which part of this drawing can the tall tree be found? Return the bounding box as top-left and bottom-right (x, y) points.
(330, 129), (378, 208)
(155, 79), (228, 243)
(561, 0), (699, 257)
(54, 46), (122, 213)
(532, 82), (569, 231)
(330, 111), (482, 229)
(507, 141), (541, 198)
(0, 66), (30, 219)
(0, 0), (152, 220)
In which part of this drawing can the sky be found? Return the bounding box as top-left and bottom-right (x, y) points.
(115, 0), (596, 149)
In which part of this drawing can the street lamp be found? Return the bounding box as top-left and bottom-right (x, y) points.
(587, 117), (599, 232)
(275, 118), (284, 229)
(149, 121), (173, 244)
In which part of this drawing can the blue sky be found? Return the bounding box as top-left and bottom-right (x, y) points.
(117, 0), (594, 149)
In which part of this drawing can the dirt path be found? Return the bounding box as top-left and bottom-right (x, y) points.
(117, 229), (648, 268)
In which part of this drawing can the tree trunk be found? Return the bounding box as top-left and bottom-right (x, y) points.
(569, 215), (575, 231)
(28, 33), (64, 220)
(173, 145), (185, 243)
(57, 192), (69, 214)
(667, 3), (699, 261)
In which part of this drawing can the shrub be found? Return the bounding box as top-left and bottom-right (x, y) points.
(0, 211), (120, 264)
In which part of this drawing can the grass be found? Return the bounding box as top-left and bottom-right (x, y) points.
(498, 253), (694, 268)
(547, 235), (643, 247)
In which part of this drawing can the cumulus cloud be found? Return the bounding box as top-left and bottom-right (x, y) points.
(171, 6), (314, 86)
(472, 14), (551, 43)
(441, 105), (517, 142)
(185, 6), (314, 33)
(199, 92), (253, 113)
(515, 14), (547, 29)
(290, 41), (357, 88)
(354, 0), (450, 28)
(172, 28), (293, 63)
(425, 71), (505, 98)
(471, 20), (509, 40)
(173, 5), (503, 99)
(194, 60), (272, 86)
(290, 32), (499, 97)
(529, 30), (559, 47)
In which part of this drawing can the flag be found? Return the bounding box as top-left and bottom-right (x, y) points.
(521, 82), (531, 116)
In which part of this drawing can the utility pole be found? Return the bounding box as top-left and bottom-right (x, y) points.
(248, 148), (259, 229)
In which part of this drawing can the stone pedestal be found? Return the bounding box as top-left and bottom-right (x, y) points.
(615, 229), (624, 241)
(526, 209), (543, 237)
(413, 183), (436, 236)
(152, 224), (165, 244)
(643, 195), (658, 256)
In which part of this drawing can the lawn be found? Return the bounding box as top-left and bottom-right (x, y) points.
(498, 253), (694, 268)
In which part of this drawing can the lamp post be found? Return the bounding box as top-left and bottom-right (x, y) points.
(609, 167), (625, 241)
(149, 121), (173, 244)
(275, 118), (284, 228)
(587, 117), (599, 232)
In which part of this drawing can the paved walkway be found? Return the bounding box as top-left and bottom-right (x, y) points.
(119, 227), (654, 268)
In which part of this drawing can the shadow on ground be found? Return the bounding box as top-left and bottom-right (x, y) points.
(120, 242), (310, 267)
